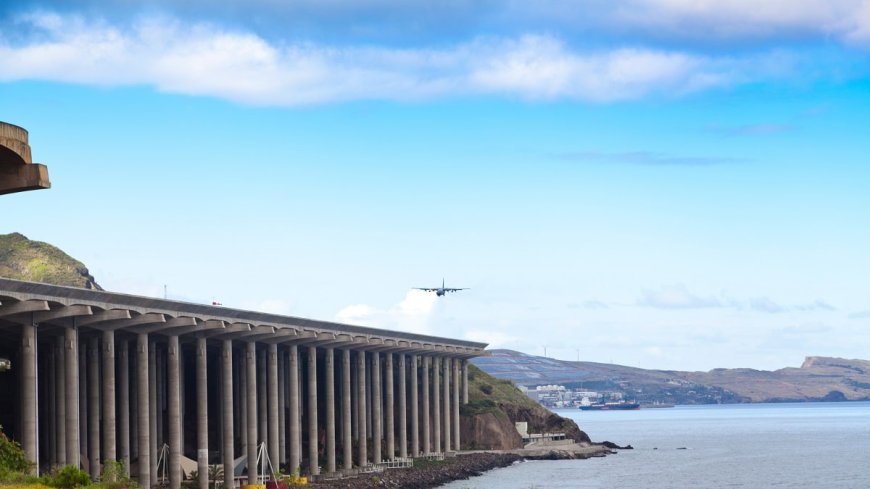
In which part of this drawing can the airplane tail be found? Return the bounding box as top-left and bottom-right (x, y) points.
(442, 278), (445, 289)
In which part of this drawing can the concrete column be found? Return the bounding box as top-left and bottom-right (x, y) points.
(80, 345), (88, 467)
(55, 336), (67, 466)
(278, 351), (286, 465)
(168, 336), (181, 489)
(258, 350), (267, 453)
(137, 334), (150, 489)
(288, 345), (300, 474)
(66, 326), (80, 468)
(148, 343), (157, 485)
(88, 336), (101, 479)
(433, 357), (440, 453)
(48, 349), (55, 468)
(356, 351), (367, 467)
(371, 352), (381, 464)
(221, 340), (234, 489)
(20, 322), (37, 471)
(462, 360), (469, 405)
(341, 349), (352, 471)
(118, 339), (130, 473)
(156, 347), (163, 452)
(384, 353), (394, 460)
(238, 351), (247, 454)
(306, 346), (318, 476)
(196, 337), (208, 489)
(102, 330), (116, 462)
(268, 344), (279, 472)
(453, 359), (460, 451)
(246, 342), (258, 483)
(410, 354), (418, 457)
(443, 357), (451, 452)
(422, 356), (430, 454)
(325, 348), (335, 473)
(397, 354), (407, 459)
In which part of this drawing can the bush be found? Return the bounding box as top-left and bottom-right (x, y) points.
(0, 424), (34, 481)
(479, 383), (493, 395)
(48, 465), (91, 489)
(97, 460), (136, 489)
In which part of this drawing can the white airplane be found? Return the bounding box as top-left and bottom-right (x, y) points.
(413, 278), (468, 297)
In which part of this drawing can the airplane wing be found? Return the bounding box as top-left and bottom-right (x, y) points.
(414, 288), (438, 292)
(443, 288), (467, 292)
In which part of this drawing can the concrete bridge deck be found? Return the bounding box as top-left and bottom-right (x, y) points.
(0, 278), (482, 488)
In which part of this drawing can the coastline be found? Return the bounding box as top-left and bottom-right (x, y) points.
(310, 445), (615, 489)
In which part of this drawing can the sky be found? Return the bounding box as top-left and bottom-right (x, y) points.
(1, 0), (869, 372)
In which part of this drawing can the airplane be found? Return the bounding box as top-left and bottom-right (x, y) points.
(413, 278), (468, 297)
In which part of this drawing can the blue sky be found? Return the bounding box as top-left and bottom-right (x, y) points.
(2, 0), (869, 371)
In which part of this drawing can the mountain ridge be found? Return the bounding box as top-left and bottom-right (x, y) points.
(473, 349), (870, 404)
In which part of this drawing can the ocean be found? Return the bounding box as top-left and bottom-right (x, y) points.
(438, 402), (870, 488)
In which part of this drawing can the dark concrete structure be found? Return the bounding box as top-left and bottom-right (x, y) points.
(0, 122), (50, 195)
(0, 278), (482, 486)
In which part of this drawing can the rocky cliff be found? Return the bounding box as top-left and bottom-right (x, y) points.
(460, 364), (591, 450)
(0, 232), (101, 289)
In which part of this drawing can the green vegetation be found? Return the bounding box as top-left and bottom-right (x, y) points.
(0, 233), (101, 289)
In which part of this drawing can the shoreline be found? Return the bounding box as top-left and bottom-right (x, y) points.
(310, 445), (615, 489)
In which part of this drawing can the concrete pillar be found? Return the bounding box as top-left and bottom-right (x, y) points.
(371, 352), (381, 464)
(410, 354), (418, 457)
(156, 347), (163, 452)
(20, 322), (37, 471)
(325, 348), (335, 473)
(453, 359), (460, 451)
(356, 351), (367, 467)
(221, 340), (235, 489)
(48, 349), (55, 468)
(246, 342), (258, 483)
(148, 343), (157, 485)
(341, 349), (352, 471)
(397, 354), (407, 459)
(118, 339), (130, 473)
(384, 353), (394, 460)
(168, 336), (181, 489)
(462, 360), (469, 405)
(278, 351), (286, 465)
(268, 345), (279, 472)
(238, 351), (247, 454)
(196, 337), (208, 489)
(306, 346), (318, 476)
(288, 345), (300, 474)
(258, 350), (267, 453)
(102, 330), (116, 462)
(422, 356), (430, 454)
(55, 336), (67, 466)
(443, 357), (450, 452)
(137, 334), (150, 489)
(80, 345), (88, 468)
(351, 365), (358, 443)
(433, 357), (440, 453)
(88, 336), (101, 479)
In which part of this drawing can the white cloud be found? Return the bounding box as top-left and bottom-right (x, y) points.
(464, 329), (520, 349)
(0, 12), (795, 106)
(638, 285), (722, 309)
(616, 0), (870, 44)
(335, 289), (438, 334)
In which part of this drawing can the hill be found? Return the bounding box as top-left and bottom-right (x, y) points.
(0, 232), (101, 289)
(473, 349), (870, 404)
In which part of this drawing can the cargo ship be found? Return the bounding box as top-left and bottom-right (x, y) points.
(579, 400), (641, 411)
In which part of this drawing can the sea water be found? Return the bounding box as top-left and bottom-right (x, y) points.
(438, 402), (870, 488)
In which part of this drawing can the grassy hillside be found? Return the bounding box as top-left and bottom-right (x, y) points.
(462, 363), (591, 445)
(0, 233), (101, 289)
